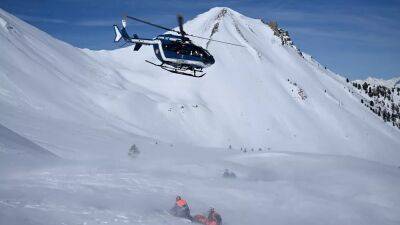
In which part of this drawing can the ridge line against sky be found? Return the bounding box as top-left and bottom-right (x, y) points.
(1, 0), (399, 80)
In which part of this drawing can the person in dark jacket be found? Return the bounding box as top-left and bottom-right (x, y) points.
(207, 207), (222, 225)
(170, 196), (192, 220)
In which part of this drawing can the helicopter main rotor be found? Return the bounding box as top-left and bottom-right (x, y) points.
(125, 15), (243, 47)
(177, 14), (186, 38)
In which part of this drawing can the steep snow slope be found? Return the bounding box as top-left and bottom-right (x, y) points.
(0, 7), (153, 160)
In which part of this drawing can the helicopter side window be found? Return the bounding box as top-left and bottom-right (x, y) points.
(162, 43), (178, 52)
(178, 46), (190, 55)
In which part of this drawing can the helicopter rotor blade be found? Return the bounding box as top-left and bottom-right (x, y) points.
(126, 15), (178, 33)
(126, 15), (243, 47)
(186, 34), (244, 47)
(177, 14), (186, 37)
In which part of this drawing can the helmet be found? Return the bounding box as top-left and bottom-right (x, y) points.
(176, 196), (181, 201)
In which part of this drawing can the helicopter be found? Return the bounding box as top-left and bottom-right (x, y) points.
(113, 14), (243, 77)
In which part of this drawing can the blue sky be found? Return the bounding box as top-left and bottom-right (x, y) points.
(1, 0), (399, 80)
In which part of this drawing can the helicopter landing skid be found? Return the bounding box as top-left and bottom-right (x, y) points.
(145, 60), (206, 78)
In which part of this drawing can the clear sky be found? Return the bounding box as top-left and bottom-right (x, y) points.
(1, 0), (399, 80)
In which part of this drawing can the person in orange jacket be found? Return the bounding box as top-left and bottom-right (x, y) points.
(170, 196), (192, 220)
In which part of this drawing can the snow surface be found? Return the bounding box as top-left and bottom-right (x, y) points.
(1, 7), (400, 225)
(0, 122), (57, 174)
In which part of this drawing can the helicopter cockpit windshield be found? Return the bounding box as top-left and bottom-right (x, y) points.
(162, 43), (206, 58)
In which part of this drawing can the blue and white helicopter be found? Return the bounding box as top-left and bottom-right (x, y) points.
(113, 15), (242, 77)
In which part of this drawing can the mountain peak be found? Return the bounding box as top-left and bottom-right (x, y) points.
(205, 7), (238, 17)
(183, 7), (257, 49)
(214, 7), (229, 19)
(193, 7), (246, 25)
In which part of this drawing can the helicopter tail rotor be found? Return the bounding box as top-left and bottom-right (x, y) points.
(113, 25), (122, 42)
(113, 21), (145, 50)
(113, 19), (136, 43)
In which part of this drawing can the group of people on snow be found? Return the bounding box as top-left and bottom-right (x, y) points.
(170, 196), (222, 225)
(222, 169), (236, 178)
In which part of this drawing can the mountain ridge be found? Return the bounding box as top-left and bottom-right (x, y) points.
(354, 76), (400, 87)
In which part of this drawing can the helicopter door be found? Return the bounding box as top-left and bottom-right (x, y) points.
(162, 43), (180, 58)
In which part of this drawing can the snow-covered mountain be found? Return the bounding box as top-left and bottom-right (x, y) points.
(1, 7), (400, 225)
(1, 7), (399, 164)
